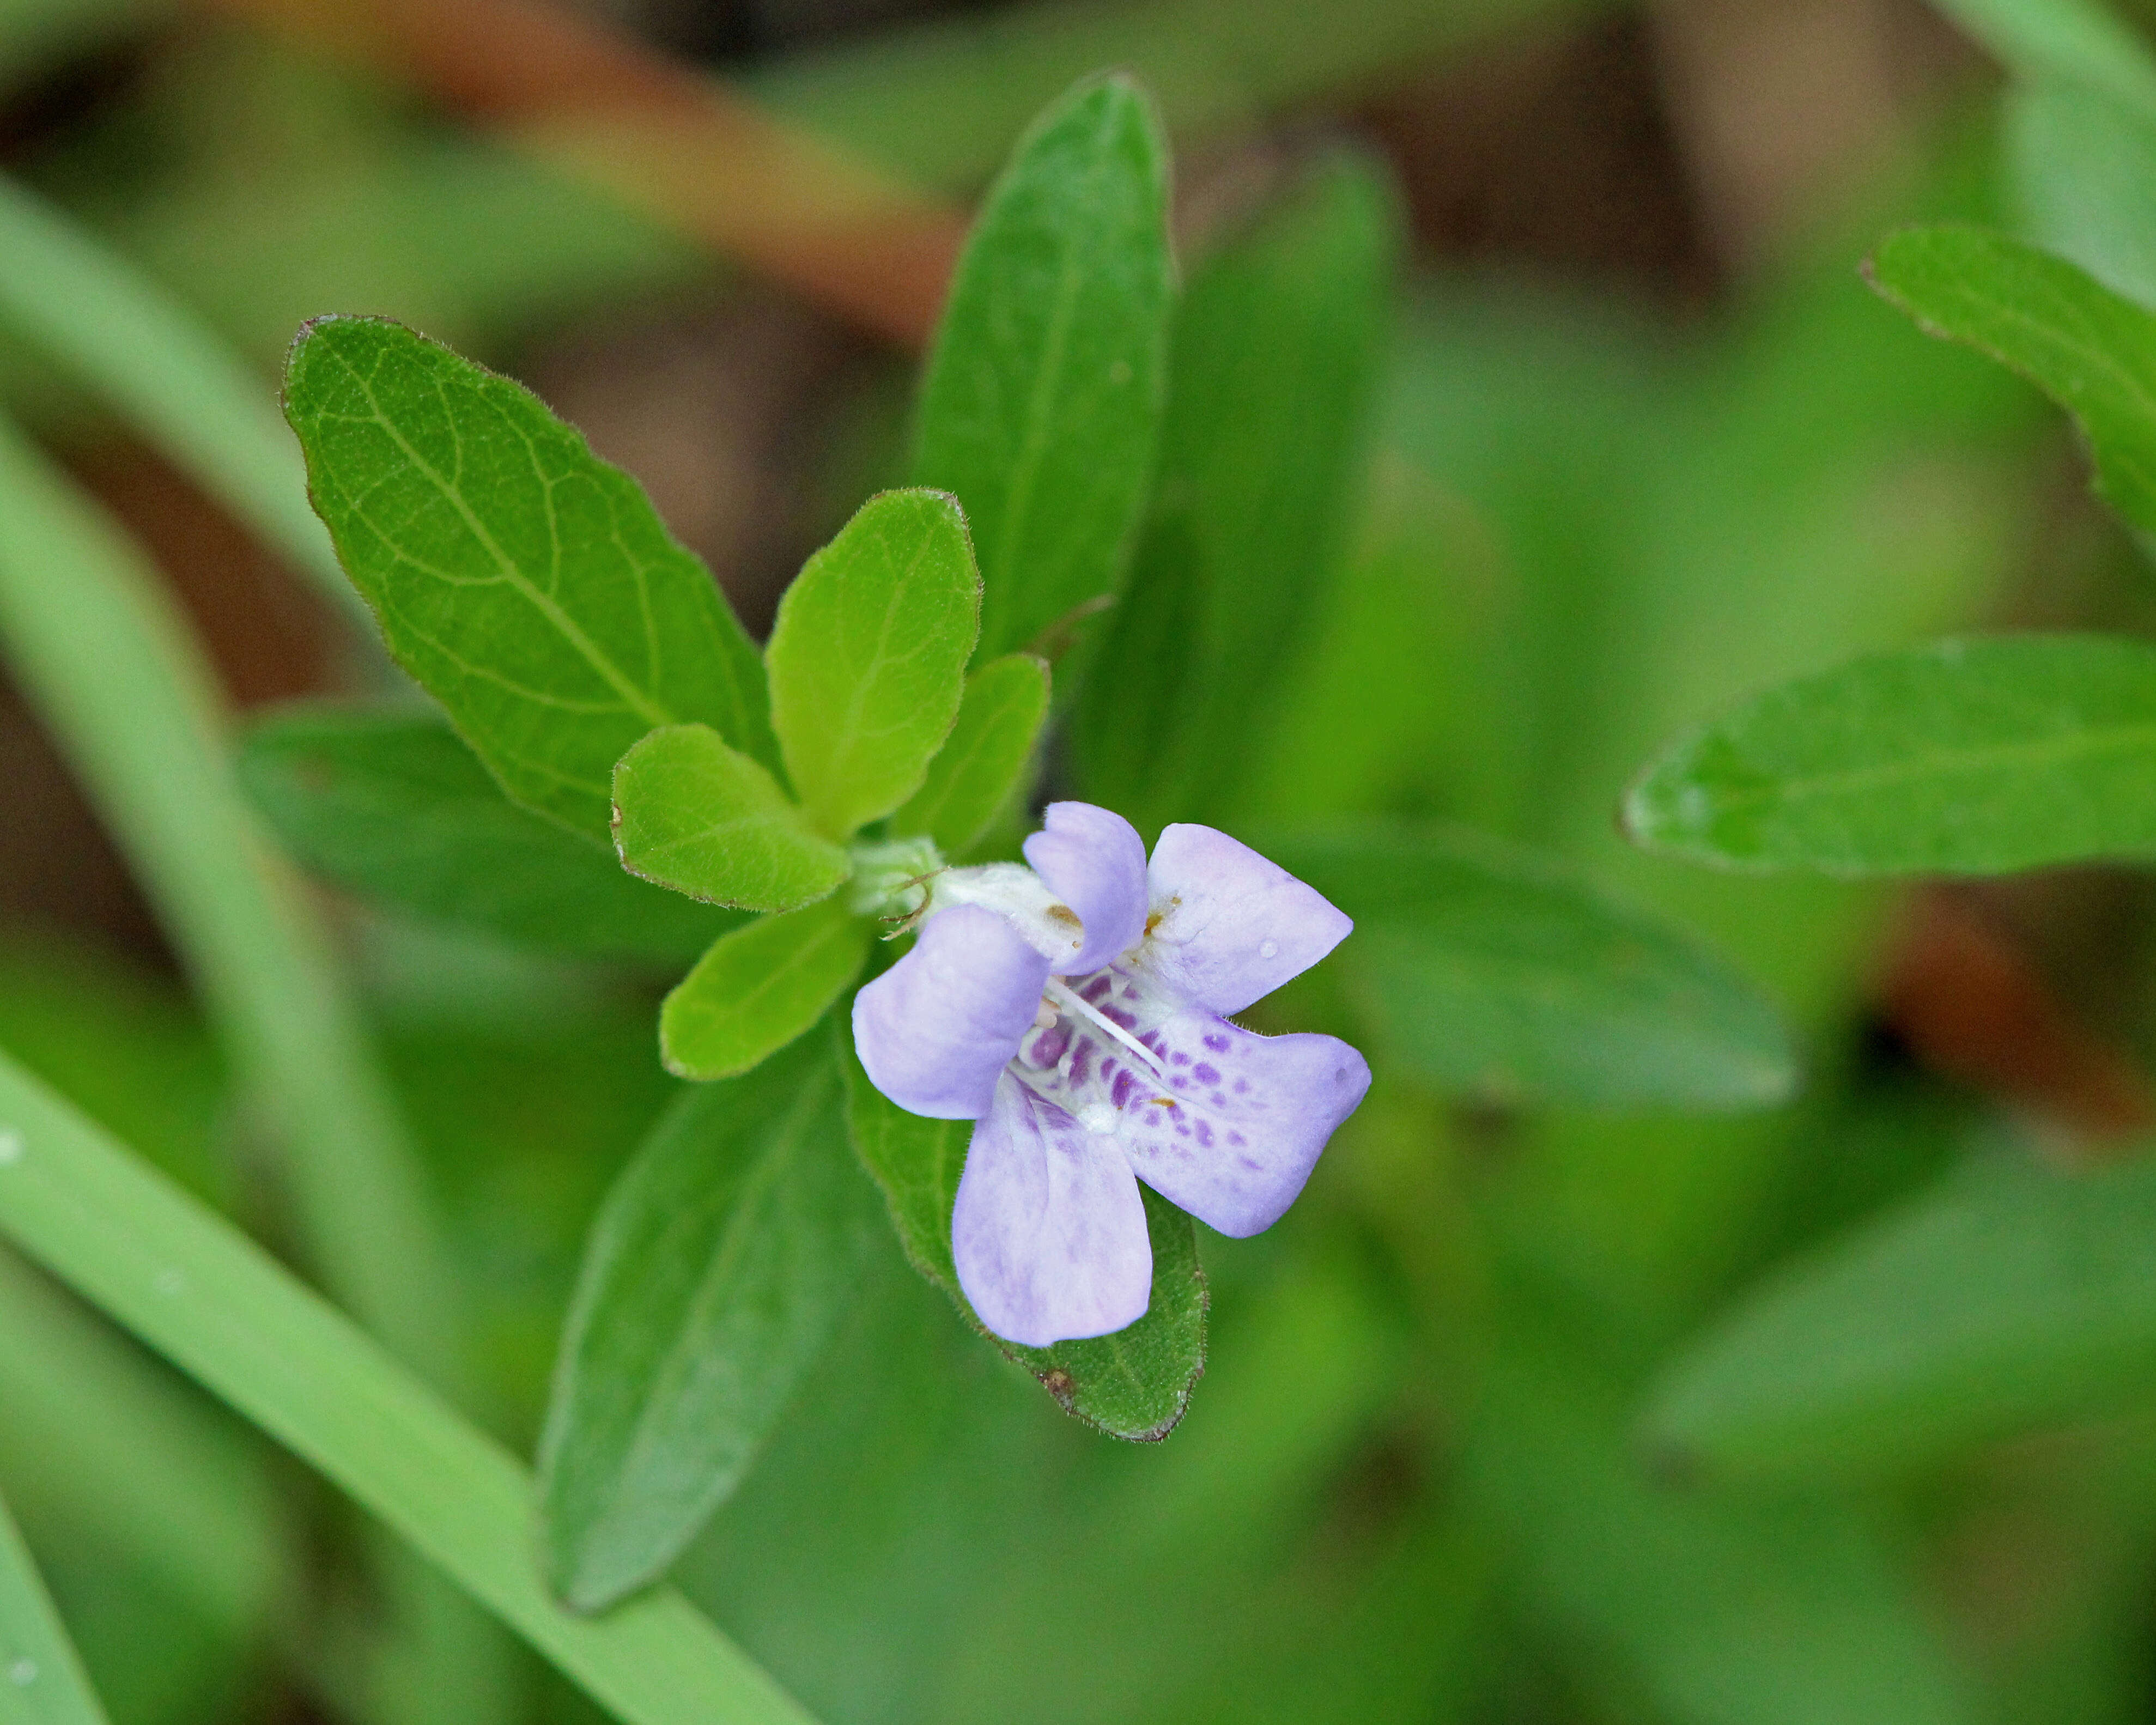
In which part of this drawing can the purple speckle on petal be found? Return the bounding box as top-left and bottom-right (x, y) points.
(1193, 1062), (1219, 1085)
(1171, 1051), (1191, 1067)
(1204, 1033), (1230, 1053)
(1197, 1120), (1213, 1147)
(1110, 1069), (1134, 1108)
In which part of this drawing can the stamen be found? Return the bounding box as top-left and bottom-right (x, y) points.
(1044, 979), (1167, 1079)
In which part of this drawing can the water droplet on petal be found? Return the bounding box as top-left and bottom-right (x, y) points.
(1078, 1103), (1119, 1135)
(9, 1659), (37, 1687)
(1259, 940), (1278, 960)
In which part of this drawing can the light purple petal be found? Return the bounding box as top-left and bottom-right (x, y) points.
(852, 905), (1049, 1120)
(1144, 823), (1353, 1015)
(952, 1073), (1153, 1346)
(1023, 801), (1149, 975)
(1115, 1006), (1370, 1237)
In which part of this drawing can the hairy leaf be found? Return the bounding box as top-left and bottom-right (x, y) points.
(284, 315), (772, 841)
(765, 490), (979, 839)
(539, 1034), (877, 1611)
(614, 725), (849, 913)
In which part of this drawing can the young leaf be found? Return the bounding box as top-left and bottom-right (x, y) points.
(1272, 825), (1796, 1110)
(614, 725), (849, 913)
(1867, 226), (2156, 538)
(911, 74), (1173, 663)
(1642, 1155), (2156, 1479)
(283, 315), (773, 842)
(0, 1048), (813, 1725)
(841, 1044), (1206, 1439)
(764, 489), (980, 839)
(1625, 634), (2156, 876)
(891, 653), (1050, 855)
(539, 1033), (879, 1612)
(660, 898), (871, 1080)
(239, 704), (739, 961)
(1077, 155), (1397, 828)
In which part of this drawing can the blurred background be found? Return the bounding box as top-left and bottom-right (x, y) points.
(5, 0), (2156, 1721)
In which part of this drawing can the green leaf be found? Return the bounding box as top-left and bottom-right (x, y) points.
(238, 704), (740, 962)
(0, 1048), (814, 1725)
(1625, 634), (2156, 876)
(1076, 155), (1397, 827)
(1272, 825), (1796, 1110)
(283, 315), (773, 842)
(910, 74), (1173, 662)
(613, 725), (849, 913)
(764, 489), (980, 839)
(539, 1032), (878, 1612)
(841, 1044), (1206, 1439)
(1866, 225), (2156, 538)
(891, 653), (1050, 855)
(1642, 1154), (2156, 1479)
(0, 1479), (113, 1725)
(659, 898), (871, 1080)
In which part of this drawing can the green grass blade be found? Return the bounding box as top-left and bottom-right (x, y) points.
(0, 1478), (112, 1725)
(0, 414), (511, 1722)
(0, 1050), (816, 1725)
(0, 174), (356, 623)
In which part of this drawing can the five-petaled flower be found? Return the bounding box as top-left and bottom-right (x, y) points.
(853, 802), (1371, 1347)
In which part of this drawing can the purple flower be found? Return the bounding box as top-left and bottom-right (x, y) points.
(853, 802), (1371, 1347)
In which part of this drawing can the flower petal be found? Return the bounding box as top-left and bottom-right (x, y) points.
(1144, 823), (1353, 1015)
(852, 904), (1049, 1120)
(1023, 801), (1150, 975)
(952, 1073), (1153, 1346)
(1114, 1006), (1370, 1237)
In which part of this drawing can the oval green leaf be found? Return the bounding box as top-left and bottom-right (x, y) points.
(910, 73), (1173, 662)
(659, 897), (871, 1080)
(1625, 634), (2156, 876)
(539, 1033), (879, 1612)
(283, 315), (774, 842)
(891, 653), (1050, 856)
(1273, 825), (1796, 1110)
(239, 704), (739, 962)
(1642, 1155), (2156, 1479)
(1867, 226), (2156, 539)
(765, 489), (980, 839)
(613, 725), (849, 913)
(839, 1042), (1206, 1440)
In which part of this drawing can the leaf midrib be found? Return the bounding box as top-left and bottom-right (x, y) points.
(323, 341), (672, 731)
